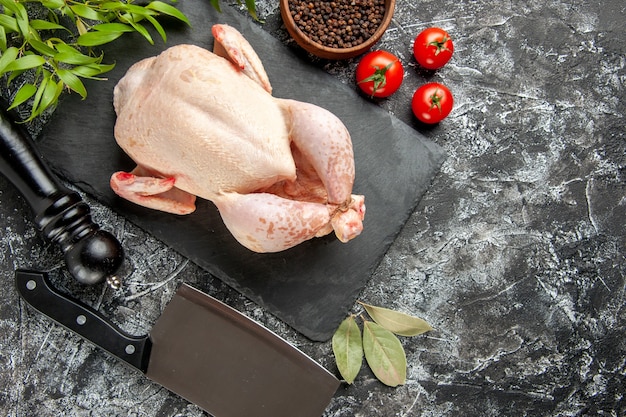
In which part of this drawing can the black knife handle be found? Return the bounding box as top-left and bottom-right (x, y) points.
(0, 108), (124, 285)
(15, 269), (151, 372)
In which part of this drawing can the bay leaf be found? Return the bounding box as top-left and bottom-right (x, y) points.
(362, 320), (406, 387)
(360, 302), (433, 336)
(331, 315), (363, 384)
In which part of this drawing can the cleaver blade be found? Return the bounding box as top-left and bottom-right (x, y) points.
(15, 270), (340, 416)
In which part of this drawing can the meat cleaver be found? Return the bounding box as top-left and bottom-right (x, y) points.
(15, 269), (340, 416)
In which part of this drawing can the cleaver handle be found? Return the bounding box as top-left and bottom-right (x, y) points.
(15, 269), (151, 372)
(0, 109), (124, 285)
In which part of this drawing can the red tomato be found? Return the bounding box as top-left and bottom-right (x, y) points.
(411, 83), (454, 124)
(355, 50), (404, 98)
(413, 27), (454, 70)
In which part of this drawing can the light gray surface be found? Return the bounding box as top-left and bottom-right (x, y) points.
(1, 0), (624, 416)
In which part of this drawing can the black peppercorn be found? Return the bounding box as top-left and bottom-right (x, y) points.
(289, 0), (385, 49)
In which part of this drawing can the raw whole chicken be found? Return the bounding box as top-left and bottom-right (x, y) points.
(110, 24), (365, 253)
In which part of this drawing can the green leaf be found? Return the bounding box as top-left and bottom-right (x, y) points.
(0, 15), (19, 33)
(0, 0), (20, 15)
(98, 2), (127, 11)
(60, 4), (76, 20)
(70, 62), (115, 78)
(54, 49), (101, 65)
(145, 1), (191, 25)
(28, 72), (49, 120)
(0, 46), (19, 74)
(28, 39), (57, 57)
(57, 69), (87, 98)
(91, 22), (135, 33)
(362, 320), (406, 387)
(29, 19), (68, 31)
(11, 1), (31, 39)
(7, 83), (37, 110)
(38, 77), (62, 112)
(53, 41), (80, 54)
(331, 315), (363, 384)
(126, 20), (153, 44)
(75, 16), (88, 35)
(208, 0), (221, 12)
(0, 25), (5, 50)
(41, 0), (65, 9)
(16, 16), (31, 40)
(117, 4), (156, 19)
(243, 0), (259, 20)
(4, 54), (46, 72)
(76, 31), (124, 46)
(69, 4), (106, 21)
(144, 14), (166, 43)
(360, 302), (433, 337)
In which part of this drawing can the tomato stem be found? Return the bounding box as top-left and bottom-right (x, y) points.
(358, 61), (396, 97)
(429, 89), (443, 112)
(428, 36), (451, 56)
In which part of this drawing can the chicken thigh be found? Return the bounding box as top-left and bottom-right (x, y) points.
(111, 24), (365, 253)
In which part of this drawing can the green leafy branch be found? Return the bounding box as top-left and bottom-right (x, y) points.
(332, 302), (433, 387)
(0, 0), (190, 121)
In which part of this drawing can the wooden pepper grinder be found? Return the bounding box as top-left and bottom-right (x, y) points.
(0, 108), (124, 286)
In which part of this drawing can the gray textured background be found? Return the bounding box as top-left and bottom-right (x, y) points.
(1, 0), (624, 416)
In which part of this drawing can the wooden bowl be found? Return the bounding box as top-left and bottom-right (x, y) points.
(280, 0), (396, 60)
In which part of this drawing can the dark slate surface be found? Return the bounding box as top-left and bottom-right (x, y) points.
(34, 1), (445, 342)
(1, 0), (625, 415)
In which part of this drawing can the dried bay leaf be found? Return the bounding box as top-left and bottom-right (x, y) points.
(362, 320), (406, 387)
(360, 302), (433, 336)
(332, 315), (363, 384)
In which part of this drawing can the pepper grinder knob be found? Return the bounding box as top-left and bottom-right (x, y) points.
(65, 229), (124, 286)
(0, 108), (124, 285)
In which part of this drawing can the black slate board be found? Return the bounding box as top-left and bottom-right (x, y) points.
(36, 2), (445, 341)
